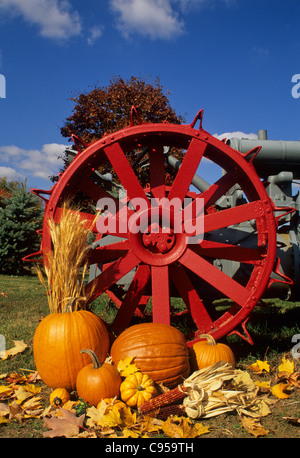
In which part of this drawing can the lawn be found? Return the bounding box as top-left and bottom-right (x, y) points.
(0, 274), (300, 438)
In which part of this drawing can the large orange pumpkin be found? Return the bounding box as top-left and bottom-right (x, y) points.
(110, 323), (190, 387)
(33, 310), (110, 391)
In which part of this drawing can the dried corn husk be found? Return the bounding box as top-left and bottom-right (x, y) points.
(182, 361), (258, 419)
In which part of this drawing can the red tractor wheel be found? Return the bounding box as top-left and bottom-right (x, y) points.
(35, 111), (277, 345)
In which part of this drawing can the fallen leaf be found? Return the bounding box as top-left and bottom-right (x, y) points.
(97, 404), (123, 428)
(240, 416), (269, 437)
(1, 340), (28, 360)
(241, 398), (272, 418)
(138, 415), (163, 434)
(86, 405), (105, 428)
(249, 360), (270, 374)
(232, 370), (256, 391)
(122, 428), (139, 438)
(43, 408), (85, 438)
(22, 396), (43, 418)
(0, 416), (8, 425)
(271, 383), (292, 399)
(14, 386), (33, 403)
(6, 372), (27, 384)
(117, 357), (139, 377)
(162, 415), (210, 438)
(0, 402), (10, 417)
(255, 380), (271, 392)
(278, 357), (294, 375)
(26, 371), (41, 383)
(0, 385), (14, 400)
(9, 401), (24, 423)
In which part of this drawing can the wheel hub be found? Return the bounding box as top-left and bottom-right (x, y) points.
(129, 206), (187, 266)
(142, 224), (176, 254)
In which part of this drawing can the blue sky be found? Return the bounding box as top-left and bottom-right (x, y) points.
(0, 0), (300, 191)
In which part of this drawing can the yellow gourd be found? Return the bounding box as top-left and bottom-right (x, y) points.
(120, 372), (157, 408)
(50, 388), (70, 407)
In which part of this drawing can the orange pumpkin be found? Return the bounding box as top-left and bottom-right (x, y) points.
(33, 310), (110, 391)
(76, 349), (122, 407)
(189, 334), (235, 371)
(110, 323), (190, 387)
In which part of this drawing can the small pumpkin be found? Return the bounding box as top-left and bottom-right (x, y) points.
(120, 372), (157, 408)
(76, 349), (122, 407)
(50, 388), (70, 407)
(189, 334), (235, 371)
(110, 323), (190, 387)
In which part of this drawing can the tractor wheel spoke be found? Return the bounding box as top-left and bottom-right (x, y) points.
(79, 176), (134, 237)
(87, 239), (131, 264)
(104, 142), (149, 207)
(169, 264), (213, 332)
(179, 248), (251, 307)
(190, 240), (265, 265)
(201, 171), (238, 210)
(150, 146), (166, 200)
(112, 264), (151, 335)
(203, 200), (263, 234)
(151, 265), (170, 324)
(168, 138), (207, 203)
(85, 249), (140, 302)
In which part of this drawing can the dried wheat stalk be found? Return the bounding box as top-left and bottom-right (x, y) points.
(36, 203), (97, 313)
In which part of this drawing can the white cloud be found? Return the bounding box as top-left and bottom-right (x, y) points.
(87, 25), (104, 45)
(213, 131), (258, 140)
(0, 166), (24, 181)
(110, 0), (185, 40)
(0, 0), (82, 40)
(0, 143), (66, 181)
(109, 0), (236, 40)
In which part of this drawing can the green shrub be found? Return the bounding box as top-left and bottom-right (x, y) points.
(0, 181), (43, 274)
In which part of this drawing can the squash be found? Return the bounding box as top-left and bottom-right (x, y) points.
(110, 323), (190, 387)
(50, 388), (70, 407)
(33, 310), (110, 391)
(76, 349), (122, 407)
(189, 334), (235, 371)
(120, 372), (157, 408)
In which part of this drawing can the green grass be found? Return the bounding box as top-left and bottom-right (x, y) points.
(0, 274), (300, 438)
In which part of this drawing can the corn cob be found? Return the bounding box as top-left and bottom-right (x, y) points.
(139, 385), (187, 414)
(155, 405), (185, 420)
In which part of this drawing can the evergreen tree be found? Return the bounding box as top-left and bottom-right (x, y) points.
(0, 181), (43, 274)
